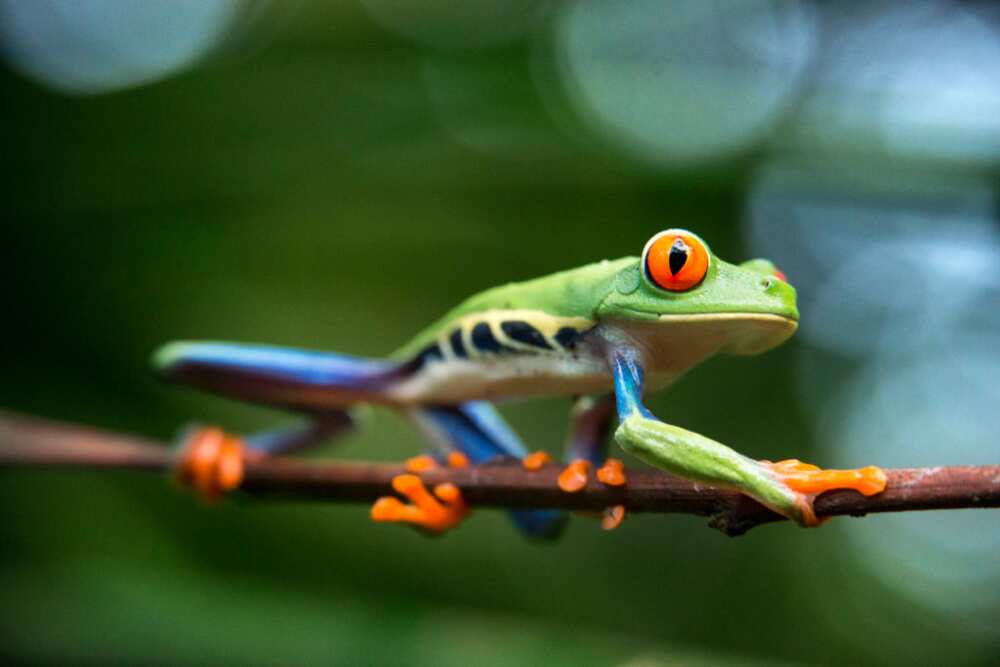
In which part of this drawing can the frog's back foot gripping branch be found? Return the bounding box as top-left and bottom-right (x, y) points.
(173, 425), (247, 500)
(407, 402), (568, 539)
(173, 416), (356, 501)
(156, 341), (566, 538)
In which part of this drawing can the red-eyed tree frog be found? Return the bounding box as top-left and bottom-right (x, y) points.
(155, 229), (886, 538)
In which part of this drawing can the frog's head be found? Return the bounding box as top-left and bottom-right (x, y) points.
(597, 229), (798, 356)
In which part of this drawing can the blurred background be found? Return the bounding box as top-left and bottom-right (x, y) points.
(2, 1), (999, 664)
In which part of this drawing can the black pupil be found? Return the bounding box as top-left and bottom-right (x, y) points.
(668, 239), (689, 275)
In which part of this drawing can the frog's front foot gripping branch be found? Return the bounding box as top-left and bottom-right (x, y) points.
(610, 351), (887, 527)
(521, 395), (629, 530)
(759, 459), (887, 526)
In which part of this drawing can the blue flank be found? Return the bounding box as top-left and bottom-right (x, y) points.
(419, 402), (568, 540)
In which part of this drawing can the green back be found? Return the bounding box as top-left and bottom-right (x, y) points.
(393, 257), (634, 359)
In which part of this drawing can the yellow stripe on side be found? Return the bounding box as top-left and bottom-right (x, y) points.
(435, 309), (594, 359)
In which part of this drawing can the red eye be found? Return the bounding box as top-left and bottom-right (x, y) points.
(643, 229), (710, 292)
(773, 269), (787, 282)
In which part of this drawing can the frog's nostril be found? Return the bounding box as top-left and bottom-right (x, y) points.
(759, 277), (773, 290)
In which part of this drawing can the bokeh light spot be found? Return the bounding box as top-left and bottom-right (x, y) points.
(554, 0), (816, 166)
(0, 0), (243, 94)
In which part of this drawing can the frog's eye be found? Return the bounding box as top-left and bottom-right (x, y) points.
(642, 229), (710, 292)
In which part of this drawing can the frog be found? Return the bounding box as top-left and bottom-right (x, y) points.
(154, 229), (886, 538)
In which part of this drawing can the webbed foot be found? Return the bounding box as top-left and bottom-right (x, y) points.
(370, 474), (468, 534)
(761, 459), (887, 526)
(174, 426), (246, 501)
(372, 451), (471, 533)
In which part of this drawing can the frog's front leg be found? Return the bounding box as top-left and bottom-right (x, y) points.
(609, 350), (886, 527)
(552, 395), (625, 493)
(520, 394), (627, 530)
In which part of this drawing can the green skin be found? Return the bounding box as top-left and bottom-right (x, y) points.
(395, 237), (811, 525)
(155, 229), (822, 526)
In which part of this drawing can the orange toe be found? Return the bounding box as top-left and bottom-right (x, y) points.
(405, 455), (438, 473)
(371, 474), (468, 534)
(216, 436), (245, 491)
(522, 451), (552, 471)
(371, 496), (408, 521)
(558, 459), (591, 493)
(176, 427), (245, 500)
(447, 451), (470, 469)
(601, 505), (626, 531)
(766, 460), (888, 497)
(596, 458), (626, 486)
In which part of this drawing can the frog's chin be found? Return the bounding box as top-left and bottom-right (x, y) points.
(616, 312), (798, 370)
(662, 312), (798, 356)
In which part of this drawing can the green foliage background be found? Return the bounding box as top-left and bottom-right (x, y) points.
(2, 4), (996, 665)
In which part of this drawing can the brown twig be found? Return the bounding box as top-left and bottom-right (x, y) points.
(2, 410), (999, 536)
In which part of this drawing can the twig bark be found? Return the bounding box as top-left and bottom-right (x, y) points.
(2, 410), (998, 536)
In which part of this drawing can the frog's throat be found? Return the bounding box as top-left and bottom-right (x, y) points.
(616, 312), (798, 357)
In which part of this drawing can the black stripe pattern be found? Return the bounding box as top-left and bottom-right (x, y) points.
(448, 329), (467, 358)
(501, 321), (553, 350)
(470, 322), (514, 354)
(554, 327), (579, 350)
(417, 342), (444, 364)
(417, 319), (587, 366)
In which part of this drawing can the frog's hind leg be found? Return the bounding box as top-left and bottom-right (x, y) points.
(175, 413), (355, 501)
(157, 340), (406, 500)
(372, 401), (567, 539)
(154, 341), (418, 412)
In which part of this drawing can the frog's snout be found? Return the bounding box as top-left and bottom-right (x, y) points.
(740, 258), (799, 322)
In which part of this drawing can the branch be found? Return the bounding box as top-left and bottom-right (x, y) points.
(2, 411), (999, 536)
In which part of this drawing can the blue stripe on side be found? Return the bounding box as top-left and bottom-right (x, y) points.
(417, 402), (568, 541)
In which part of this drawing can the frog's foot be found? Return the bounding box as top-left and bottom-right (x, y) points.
(761, 459), (888, 526)
(558, 459), (591, 493)
(522, 450), (552, 471)
(370, 474), (468, 534)
(174, 426), (246, 501)
(596, 458), (626, 486)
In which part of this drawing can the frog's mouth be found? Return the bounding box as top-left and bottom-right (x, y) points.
(618, 312), (799, 357)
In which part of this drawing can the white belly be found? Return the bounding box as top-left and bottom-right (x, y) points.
(387, 355), (612, 404)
